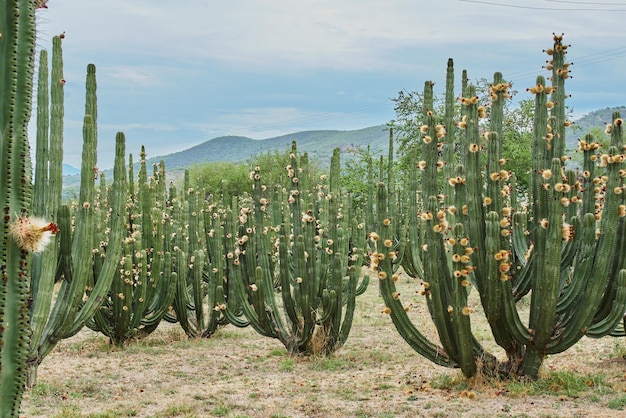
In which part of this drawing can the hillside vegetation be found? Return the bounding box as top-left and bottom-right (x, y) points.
(148, 124), (390, 169)
(61, 107), (625, 197)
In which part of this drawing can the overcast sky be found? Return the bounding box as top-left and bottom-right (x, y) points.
(34, 0), (626, 169)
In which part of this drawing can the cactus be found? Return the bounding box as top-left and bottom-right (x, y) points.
(25, 39), (128, 385)
(377, 35), (626, 379)
(0, 1), (40, 414)
(87, 154), (176, 345)
(161, 171), (232, 338)
(220, 144), (369, 355)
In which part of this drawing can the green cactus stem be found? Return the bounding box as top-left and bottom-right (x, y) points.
(25, 53), (129, 385)
(0, 1), (40, 415)
(162, 173), (231, 338)
(87, 151), (176, 345)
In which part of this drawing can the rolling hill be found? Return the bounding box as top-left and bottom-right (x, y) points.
(145, 125), (391, 170)
(61, 106), (626, 197)
(565, 106), (626, 151)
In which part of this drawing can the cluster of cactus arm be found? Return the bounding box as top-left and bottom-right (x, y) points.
(376, 34), (626, 379)
(218, 144), (369, 354)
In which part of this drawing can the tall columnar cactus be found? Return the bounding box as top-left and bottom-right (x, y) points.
(87, 154), (176, 345)
(162, 171), (232, 338)
(378, 35), (626, 379)
(25, 42), (128, 385)
(220, 144), (369, 355)
(0, 1), (40, 414)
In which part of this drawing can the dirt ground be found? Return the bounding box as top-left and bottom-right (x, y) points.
(19, 275), (626, 418)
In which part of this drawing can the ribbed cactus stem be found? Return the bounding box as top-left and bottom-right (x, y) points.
(443, 58), (456, 200)
(1, 0), (38, 414)
(548, 34), (568, 159)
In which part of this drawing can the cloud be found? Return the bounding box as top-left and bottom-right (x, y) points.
(106, 66), (163, 87)
(32, 0), (626, 172)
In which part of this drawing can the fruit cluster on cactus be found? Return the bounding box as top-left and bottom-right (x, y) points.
(377, 34), (626, 379)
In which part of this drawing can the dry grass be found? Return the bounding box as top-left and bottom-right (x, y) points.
(19, 274), (626, 418)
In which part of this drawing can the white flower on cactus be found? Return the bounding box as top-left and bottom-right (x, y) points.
(9, 215), (59, 253)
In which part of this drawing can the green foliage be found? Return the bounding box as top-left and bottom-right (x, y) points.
(340, 144), (383, 212)
(248, 147), (324, 191)
(185, 146), (324, 199)
(608, 394), (626, 410)
(392, 78), (539, 190)
(187, 161), (251, 198)
(145, 126), (389, 171)
(501, 98), (534, 189)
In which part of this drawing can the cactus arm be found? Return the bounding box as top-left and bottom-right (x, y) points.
(422, 196), (458, 360)
(61, 133), (127, 337)
(190, 249), (205, 334)
(485, 211), (532, 353)
(336, 218), (369, 345)
(278, 230), (299, 326)
(112, 249), (133, 343)
(139, 252), (177, 334)
(28, 49), (56, 366)
(548, 36), (567, 160)
(460, 85), (487, 289)
(127, 250), (149, 336)
(545, 146), (624, 353)
(449, 223), (476, 376)
(442, 58), (456, 201)
(523, 158), (563, 376)
(377, 184), (456, 367)
(37, 115), (96, 354)
(586, 270), (626, 337)
(170, 247), (194, 336)
(401, 147), (425, 280)
(335, 263), (360, 347)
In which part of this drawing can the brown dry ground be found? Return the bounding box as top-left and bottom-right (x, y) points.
(19, 274), (626, 418)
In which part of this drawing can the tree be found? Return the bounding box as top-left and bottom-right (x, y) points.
(186, 145), (324, 200)
(391, 78), (538, 190)
(187, 161), (251, 198)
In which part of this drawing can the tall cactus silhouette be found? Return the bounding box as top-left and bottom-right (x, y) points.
(378, 34), (626, 379)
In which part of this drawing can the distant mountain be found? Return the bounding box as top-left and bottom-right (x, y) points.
(61, 108), (626, 198)
(565, 106), (626, 151)
(63, 163), (80, 176)
(145, 125), (391, 170)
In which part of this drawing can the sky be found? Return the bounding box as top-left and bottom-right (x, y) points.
(33, 0), (626, 169)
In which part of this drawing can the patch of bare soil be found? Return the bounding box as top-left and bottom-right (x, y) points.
(20, 276), (626, 418)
